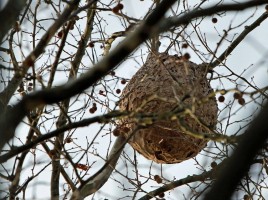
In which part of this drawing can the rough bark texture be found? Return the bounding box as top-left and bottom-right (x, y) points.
(117, 52), (218, 164)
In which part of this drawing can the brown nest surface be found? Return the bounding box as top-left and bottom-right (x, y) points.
(116, 52), (218, 164)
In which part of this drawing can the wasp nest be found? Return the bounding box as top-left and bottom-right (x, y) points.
(116, 52), (218, 164)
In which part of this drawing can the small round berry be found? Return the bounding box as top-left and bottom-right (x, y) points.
(212, 17), (218, 23)
(88, 41), (94, 48)
(158, 193), (165, 198)
(113, 128), (120, 136)
(183, 53), (190, 60)
(233, 92), (241, 99)
(110, 71), (115, 76)
(210, 161), (217, 169)
(93, 102), (97, 107)
(117, 3), (124, 10)
(99, 90), (104, 95)
(57, 30), (63, 38)
(121, 79), (126, 84)
(116, 89), (121, 94)
(112, 6), (120, 13)
(89, 108), (95, 113)
(154, 175), (162, 184)
(65, 137), (73, 143)
(265, 5), (268, 11)
(92, 106), (97, 112)
(238, 98), (245, 105)
(182, 43), (188, 48)
(218, 95), (225, 102)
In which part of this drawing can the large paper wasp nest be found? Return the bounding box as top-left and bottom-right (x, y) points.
(116, 52), (218, 164)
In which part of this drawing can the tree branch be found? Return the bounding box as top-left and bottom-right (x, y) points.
(138, 159), (229, 200)
(0, 0), (84, 106)
(0, 0), (266, 153)
(139, 168), (214, 200)
(71, 135), (127, 199)
(210, 11), (268, 68)
(0, 100), (242, 164)
(50, 4), (97, 199)
(0, 110), (125, 163)
(204, 102), (268, 200)
(0, 0), (177, 152)
(155, 0), (268, 43)
(0, 0), (27, 43)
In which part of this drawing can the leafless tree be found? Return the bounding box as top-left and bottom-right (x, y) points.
(1, 0), (268, 199)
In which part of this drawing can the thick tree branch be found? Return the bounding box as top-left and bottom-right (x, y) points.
(0, 0), (267, 154)
(0, 0), (177, 152)
(204, 102), (268, 200)
(0, 101), (242, 164)
(157, 0), (268, 36)
(0, 0), (84, 106)
(0, 0), (27, 43)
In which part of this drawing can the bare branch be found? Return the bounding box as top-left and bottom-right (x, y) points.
(0, 0), (177, 152)
(71, 135), (128, 199)
(1, 0), (268, 199)
(1, 0), (265, 152)
(204, 102), (268, 200)
(0, 0), (27, 42)
(50, 3), (97, 199)
(0, 110), (124, 163)
(211, 11), (268, 68)
(139, 165), (216, 200)
(0, 98), (243, 164)
(0, 0), (83, 106)
(157, 0), (268, 36)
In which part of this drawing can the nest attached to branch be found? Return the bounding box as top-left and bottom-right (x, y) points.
(116, 52), (218, 164)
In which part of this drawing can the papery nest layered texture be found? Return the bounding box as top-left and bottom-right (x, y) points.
(116, 52), (218, 164)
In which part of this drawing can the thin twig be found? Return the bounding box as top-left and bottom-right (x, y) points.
(210, 11), (268, 68)
(0, 0), (267, 155)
